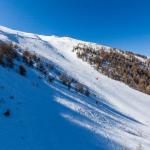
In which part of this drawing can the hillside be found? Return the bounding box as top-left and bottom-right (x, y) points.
(0, 26), (150, 150)
(73, 43), (150, 95)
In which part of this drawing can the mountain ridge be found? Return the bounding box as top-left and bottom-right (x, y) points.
(1, 25), (149, 95)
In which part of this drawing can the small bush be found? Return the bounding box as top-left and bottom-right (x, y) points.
(75, 83), (84, 93)
(48, 75), (54, 83)
(18, 65), (26, 76)
(36, 62), (47, 75)
(59, 74), (72, 89)
(46, 63), (54, 70)
(23, 50), (34, 66)
(5, 56), (14, 68)
(3, 109), (11, 117)
(0, 43), (17, 68)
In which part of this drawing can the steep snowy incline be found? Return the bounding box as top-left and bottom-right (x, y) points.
(0, 26), (150, 149)
(0, 65), (123, 150)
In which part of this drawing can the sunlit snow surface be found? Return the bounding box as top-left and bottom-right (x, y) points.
(0, 26), (150, 150)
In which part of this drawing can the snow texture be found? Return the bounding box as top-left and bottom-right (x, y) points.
(0, 26), (150, 150)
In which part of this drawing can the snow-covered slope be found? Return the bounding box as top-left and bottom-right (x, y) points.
(0, 26), (150, 150)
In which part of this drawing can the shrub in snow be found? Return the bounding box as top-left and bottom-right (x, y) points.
(46, 63), (54, 71)
(0, 43), (17, 68)
(59, 74), (72, 89)
(75, 83), (84, 94)
(48, 75), (54, 83)
(3, 109), (11, 117)
(23, 50), (35, 66)
(18, 65), (26, 76)
(36, 62), (47, 75)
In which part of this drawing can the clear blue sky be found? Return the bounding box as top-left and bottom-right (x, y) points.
(0, 0), (150, 55)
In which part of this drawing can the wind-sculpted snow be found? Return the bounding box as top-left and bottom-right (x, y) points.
(0, 26), (150, 150)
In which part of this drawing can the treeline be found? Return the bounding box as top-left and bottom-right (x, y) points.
(73, 43), (150, 95)
(0, 43), (91, 98)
